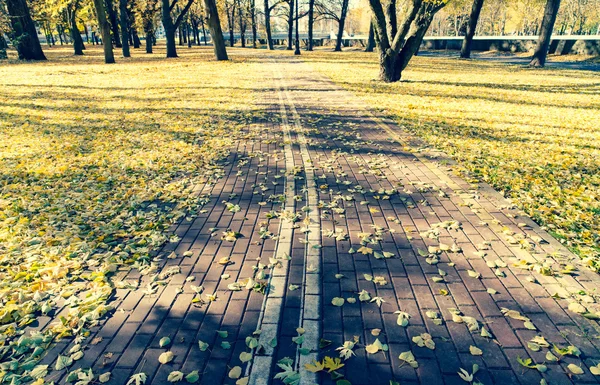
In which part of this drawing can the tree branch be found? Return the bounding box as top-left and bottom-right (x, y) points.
(268, 0), (286, 10)
(367, 0), (390, 50)
(293, 9), (309, 20)
(314, 2), (339, 21)
(174, 0), (194, 28)
(390, 0), (422, 53)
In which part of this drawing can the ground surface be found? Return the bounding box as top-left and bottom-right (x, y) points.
(1, 46), (600, 385)
(417, 50), (600, 71)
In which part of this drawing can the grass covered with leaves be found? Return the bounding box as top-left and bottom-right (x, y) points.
(305, 51), (600, 269)
(0, 46), (263, 381)
(1, 44), (599, 384)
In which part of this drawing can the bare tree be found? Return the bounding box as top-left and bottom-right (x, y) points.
(93, 0), (115, 62)
(263, 0), (283, 49)
(105, 0), (122, 47)
(120, 0), (130, 56)
(307, 0), (314, 49)
(161, 0), (194, 57)
(460, 0), (484, 58)
(368, 0), (446, 81)
(286, 0), (293, 49)
(140, 0), (159, 53)
(530, 0), (560, 66)
(365, 20), (375, 52)
(225, 0), (237, 46)
(248, 0), (257, 47)
(238, 0), (246, 47)
(203, 0), (228, 59)
(66, 0), (86, 55)
(315, 0), (350, 51)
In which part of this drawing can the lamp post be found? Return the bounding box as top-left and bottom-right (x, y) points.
(294, 0), (300, 55)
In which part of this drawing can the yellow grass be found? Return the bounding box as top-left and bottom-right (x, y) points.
(1, 45), (599, 379)
(0, 45), (265, 366)
(303, 50), (600, 268)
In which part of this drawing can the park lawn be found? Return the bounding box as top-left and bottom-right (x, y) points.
(0, 45), (265, 369)
(304, 50), (600, 269)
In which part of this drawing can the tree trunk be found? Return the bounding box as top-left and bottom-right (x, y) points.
(286, 0), (293, 50)
(0, 34), (8, 59)
(250, 0), (257, 47)
(460, 0), (484, 58)
(191, 19), (199, 44)
(105, 0), (122, 47)
(120, 0), (131, 56)
(93, 0), (116, 63)
(200, 18), (208, 45)
(162, 0), (178, 57)
(239, 5), (245, 48)
(166, 27), (177, 56)
(385, 0), (397, 40)
(365, 21), (375, 52)
(379, 51), (401, 82)
(334, 0), (349, 51)
(62, 26), (70, 44)
(144, 16), (154, 53)
(47, 25), (54, 46)
(204, 0), (229, 59)
(6, 0), (47, 60)
(227, 1), (236, 47)
(42, 24), (51, 46)
(132, 28), (141, 48)
(374, 1), (438, 82)
(187, 23), (192, 47)
(307, 0), (314, 50)
(69, 8), (85, 55)
(146, 32), (153, 52)
(530, 0), (561, 67)
(264, 0), (274, 49)
(396, 19), (429, 74)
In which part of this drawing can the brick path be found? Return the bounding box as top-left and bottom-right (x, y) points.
(39, 56), (600, 385)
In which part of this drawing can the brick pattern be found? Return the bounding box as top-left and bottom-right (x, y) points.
(38, 82), (305, 384)
(275, 59), (600, 385)
(36, 57), (600, 385)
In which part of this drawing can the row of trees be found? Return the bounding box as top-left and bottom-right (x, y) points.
(0, 0), (358, 62)
(431, 0), (599, 37)
(1, 0), (228, 62)
(457, 0), (562, 65)
(0, 0), (591, 79)
(366, 0), (581, 79)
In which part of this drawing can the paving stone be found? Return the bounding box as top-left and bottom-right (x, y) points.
(34, 59), (600, 385)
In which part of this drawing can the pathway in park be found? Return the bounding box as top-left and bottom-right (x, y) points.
(41, 57), (600, 385)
